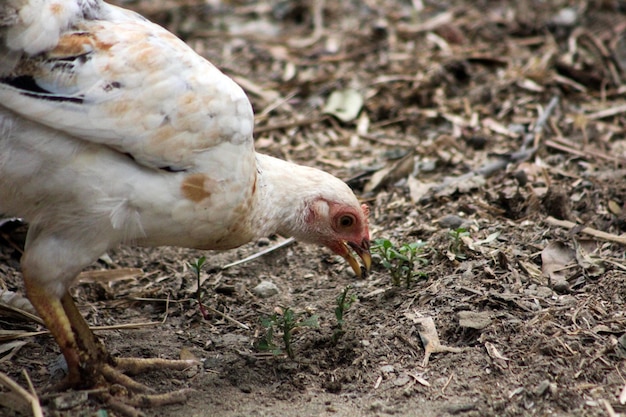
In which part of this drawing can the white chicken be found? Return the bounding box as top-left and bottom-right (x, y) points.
(0, 0), (370, 408)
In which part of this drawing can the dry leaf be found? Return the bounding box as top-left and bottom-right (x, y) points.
(407, 176), (434, 203)
(409, 373), (431, 387)
(323, 89), (364, 122)
(573, 239), (604, 277)
(432, 173), (485, 197)
(405, 312), (464, 367)
(485, 341), (510, 370)
(364, 151), (415, 193)
(0, 340), (27, 362)
(541, 242), (576, 290)
(608, 200), (622, 215)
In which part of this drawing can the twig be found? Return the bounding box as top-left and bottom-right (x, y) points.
(257, 90), (298, 118)
(586, 103), (626, 120)
(230, 75), (280, 103)
(222, 237), (296, 270)
(0, 302), (44, 325)
(396, 11), (455, 34)
(0, 330), (48, 341)
(287, 0), (325, 48)
(373, 375), (383, 389)
(527, 95), (560, 148)
(0, 371), (43, 417)
(162, 293), (170, 324)
(430, 96), (559, 191)
(394, 333), (423, 355)
(441, 372), (454, 394)
(605, 259), (626, 271)
(600, 399), (618, 417)
(545, 138), (626, 165)
(91, 322), (162, 331)
(481, 95), (559, 176)
(21, 370), (36, 397)
(545, 216), (626, 246)
(200, 305), (250, 330)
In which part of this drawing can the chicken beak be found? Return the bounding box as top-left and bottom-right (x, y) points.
(345, 240), (372, 278)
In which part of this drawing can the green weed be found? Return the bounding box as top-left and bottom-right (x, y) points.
(189, 256), (209, 319)
(332, 285), (357, 343)
(257, 307), (319, 359)
(371, 238), (427, 287)
(448, 227), (471, 260)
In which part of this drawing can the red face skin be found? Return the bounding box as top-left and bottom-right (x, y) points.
(317, 202), (371, 277)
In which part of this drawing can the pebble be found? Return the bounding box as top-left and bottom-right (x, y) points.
(552, 7), (578, 27)
(394, 374), (411, 386)
(437, 214), (466, 229)
(380, 364), (395, 374)
(251, 280), (279, 298)
(458, 310), (492, 330)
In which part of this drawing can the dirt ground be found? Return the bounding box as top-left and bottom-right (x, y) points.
(1, 0), (626, 416)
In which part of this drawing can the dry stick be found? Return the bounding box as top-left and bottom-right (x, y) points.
(545, 216), (626, 246)
(200, 305), (250, 330)
(20, 370), (36, 397)
(586, 103), (626, 120)
(545, 139), (626, 165)
(601, 399), (619, 417)
(505, 96), (556, 152)
(441, 372), (455, 394)
(0, 303), (44, 325)
(8, 304), (247, 334)
(288, 0), (325, 48)
(91, 322), (161, 331)
(257, 90), (298, 118)
(0, 330), (48, 342)
(430, 96), (559, 194)
(0, 371), (43, 417)
(478, 95), (559, 176)
(530, 96), (560, 146)
(3, 322), (163, 340)
(125, 295), (245, 328)
(222, 237), (296, 270)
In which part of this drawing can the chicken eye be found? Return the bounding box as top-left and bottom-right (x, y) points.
(338, 214), (355, 228)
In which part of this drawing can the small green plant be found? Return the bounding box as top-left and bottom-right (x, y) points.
(371, 238), (427, 287)
(332, 285), (357, 343)
(257, 307), (319, 359)
(448, 227), (471, 260)
(189, 256), (209, 319)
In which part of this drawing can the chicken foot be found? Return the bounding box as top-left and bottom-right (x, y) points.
(24, 280), (196, 412)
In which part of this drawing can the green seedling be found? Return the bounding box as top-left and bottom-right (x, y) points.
(189, 256), (209, 319)
(371, 238), (427, 288)
(448, 227), (471, 260)
(258, 307), (319, 359)
(332, 285), (357, 343)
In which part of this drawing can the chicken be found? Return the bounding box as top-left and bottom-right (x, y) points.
(0, 0), (371, 408)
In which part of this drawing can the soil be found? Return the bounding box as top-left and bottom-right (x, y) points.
(1, 1), (626, 416)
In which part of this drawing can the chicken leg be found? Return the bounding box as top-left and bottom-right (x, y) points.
(24, 273), (197, 406)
